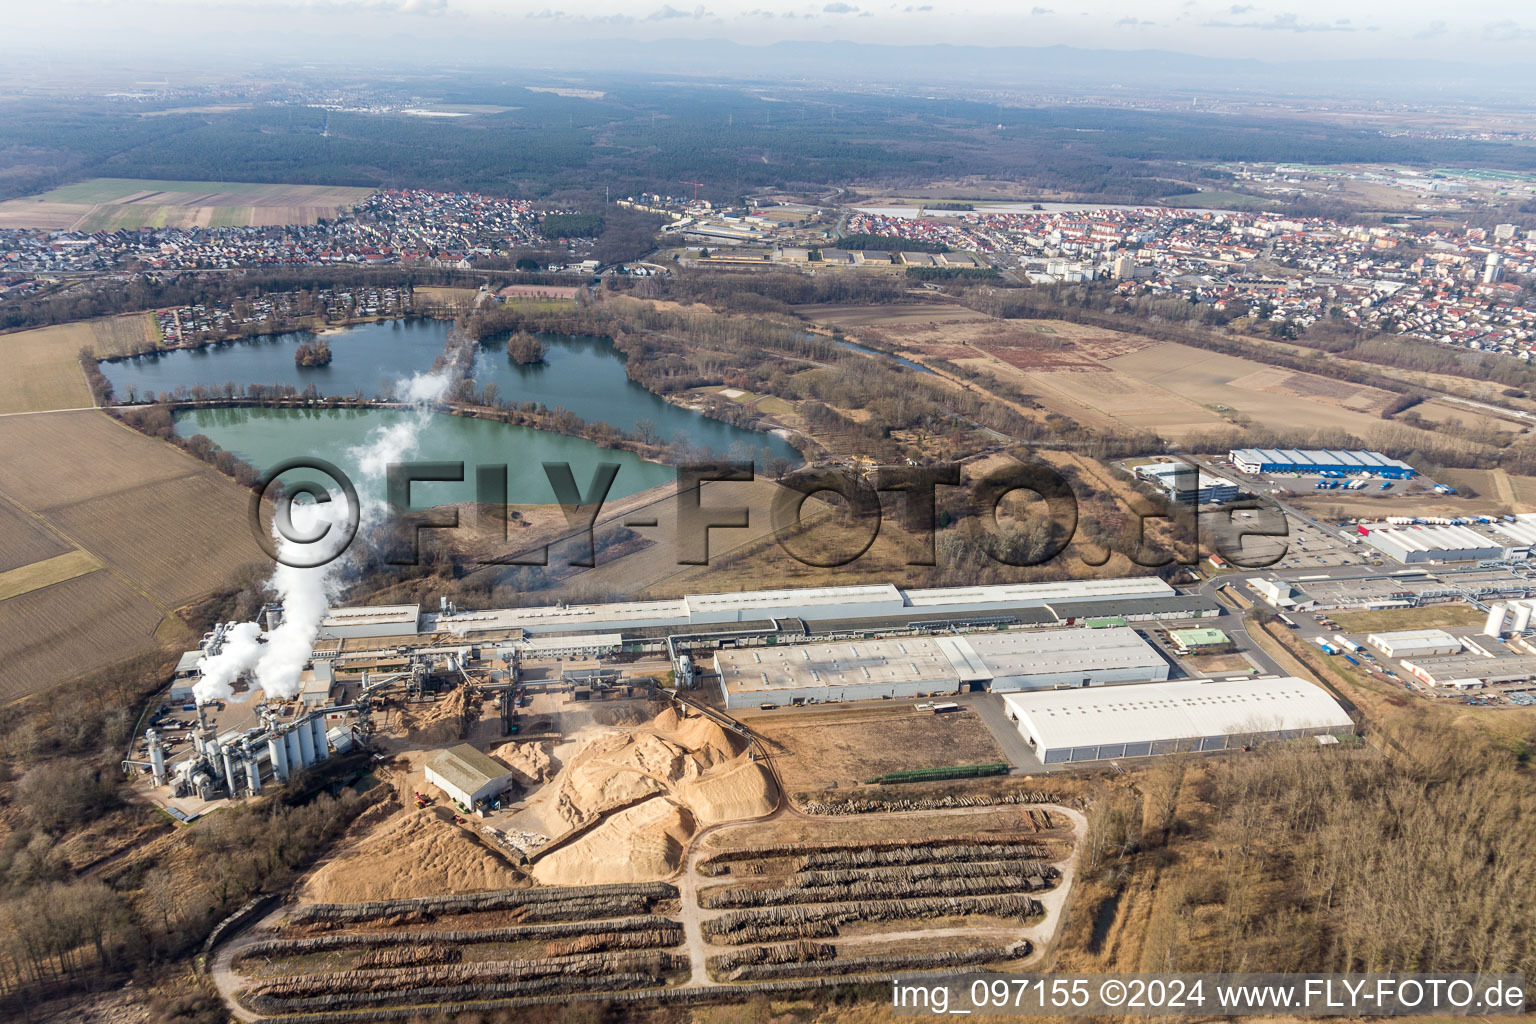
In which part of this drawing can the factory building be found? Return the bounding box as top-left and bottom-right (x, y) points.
(1398, 653), (1536, 689)
(1003, 677), (1354, 763)
(1228, 448), (1416, 478)
(319, 604), (422, 639)
(424, 744), (519, 809)
(1365, 629), (1463, 658)
(714, 636), (960, 708)
(1361, 525), (1506, 564)
(959, 628), (1169, 692)
(713, 626), (1170, 708)
(1131, 462), (1239, 505)
(419, 578), (1181, 639)
(520, 633), (624, 659)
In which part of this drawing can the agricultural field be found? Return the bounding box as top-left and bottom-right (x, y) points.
(0, 178), (374, 231)
(0, 570), (168, 703)
(0, 314), (160, 413)
(0, 410), (265, 699)
(0, 499), (71, 573)
(747, 704), (1007, 795)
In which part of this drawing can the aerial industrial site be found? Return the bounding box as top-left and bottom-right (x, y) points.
(3, 6), (1536, 1021)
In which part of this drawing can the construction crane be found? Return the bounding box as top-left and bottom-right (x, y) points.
(681, 180), (704, 202)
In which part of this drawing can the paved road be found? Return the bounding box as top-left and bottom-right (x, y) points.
(959, 693), (1048, 773)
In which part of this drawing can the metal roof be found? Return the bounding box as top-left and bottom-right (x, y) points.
(426, 743), (514, 796)
(962, 627), (1164, 676)
(1004, 677), (1353, 750)
(1366, 525), (1503, 555)
(716, 637), (956, 694)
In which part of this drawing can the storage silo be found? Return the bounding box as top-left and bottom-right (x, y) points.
(309, 716), (329, 761)
(1484, 603), (1507, 637)
(268, 734), (290, 781)
(1512, 601), (1534, 635)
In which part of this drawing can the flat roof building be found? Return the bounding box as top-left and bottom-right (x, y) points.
(1004, 677), (1354, 763)
(714, 626), (1170, 707)
(1169, 628), (1231, 653)
(1399, 653), (1536, 688)
(1365, 629), (1463, 658)
(1229, 448), (1415, 478)
(961, 627), (1169, 692)
(423, 578), (1179, 638)
(1132, 462), (1239, 505)
(714, 636), (961, 708)
(319, 604), (421, 639)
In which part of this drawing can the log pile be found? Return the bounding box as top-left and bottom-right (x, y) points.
(353, 944), (462, 970)
(801, 790), (1061, 815)
(707, 941), (836, 979)
(700, 871), (1049, 910)
(697, 834), (1054, 876)
(239, 915), (680, 965)
(702, 893), (1042, 944)
(728, 944), (1028, 981)
(287, 882), (678, 929)
(246, 950), (689, 1013)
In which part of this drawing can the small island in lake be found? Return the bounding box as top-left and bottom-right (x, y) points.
(294, 340), (333, 367)
(506, 331), (547, 365)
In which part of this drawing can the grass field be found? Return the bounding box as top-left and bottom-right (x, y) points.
(0, 178), (374, 231)
(0, 410), (266, 700)
(1162, 190), (1273, 210)
(0, 550), (103, 601)
(0, 314), (160, 413)
(1331, 605), (1488, 634)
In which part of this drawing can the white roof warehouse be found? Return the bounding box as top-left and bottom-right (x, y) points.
(1003, 677), (1354, 764)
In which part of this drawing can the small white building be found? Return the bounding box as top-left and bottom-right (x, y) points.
(423, 744), (518, 809)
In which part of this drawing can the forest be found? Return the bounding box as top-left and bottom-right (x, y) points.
(7, 77), (1536, 206)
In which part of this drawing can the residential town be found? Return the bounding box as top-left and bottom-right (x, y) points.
(0, 188), (551, 277)
(847, 205), (1536, 359)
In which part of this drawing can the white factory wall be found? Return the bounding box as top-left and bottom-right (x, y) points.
(990, 663), (1170, 692)
(715, 674), (948, 709)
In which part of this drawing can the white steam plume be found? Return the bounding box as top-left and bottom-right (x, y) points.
(193, 367), (454, 705)
(191, 621), (264, 704)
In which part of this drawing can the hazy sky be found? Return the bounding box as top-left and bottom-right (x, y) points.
(10, 0), (1531, 63)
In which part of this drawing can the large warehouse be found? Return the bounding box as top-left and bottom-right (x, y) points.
(1229, 448), (1416, 478)
(713, 626), (1169, 708)
(1361, 524), (1506, 565)
(1003, 677), (1355, 763)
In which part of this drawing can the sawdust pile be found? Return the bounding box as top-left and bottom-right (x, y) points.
(490, 740), (555, 785)
(530, 707), (777, 885)
(402, 687), (477, 745)
(531, 801), (695, 886)
(301, 808), (525, 903)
